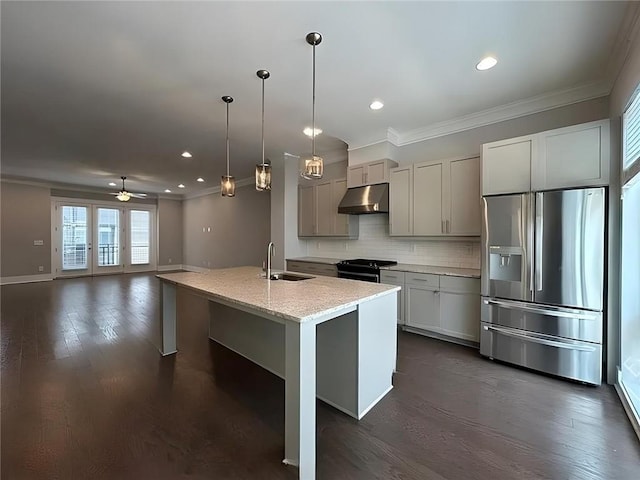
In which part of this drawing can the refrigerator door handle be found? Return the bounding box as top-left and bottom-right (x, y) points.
(535, 192), (543, 291)
(483, 325), (597, 352)
(483, 298), (601, 321)
(525, 194), (534, 295)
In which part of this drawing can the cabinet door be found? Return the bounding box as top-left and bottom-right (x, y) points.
(482, 136), (533, 195)
(406, 284), (440, 331)
(448, 157), (481, 235)
(380, 270), (405, 325)
(315, 181), (333, 235)
(534, 120), (610, 191)
(298, 185), (316, 236)
(389, 166), (413, 235)
(367, 160), (387, 184)
(439, 276), (480, 342)
(333, 179), (350, 235)
(413, 162), (443, 235)
(347, 165), (365, 188)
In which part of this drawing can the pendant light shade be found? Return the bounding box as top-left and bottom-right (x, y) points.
(301, 32), (323, 180)
(221, 95), (235, 197)
(255, 69), (272, 191)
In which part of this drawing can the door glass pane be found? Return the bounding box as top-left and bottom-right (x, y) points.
(621, 173), (640, 415)
(130, 210), (150, 265)
(97, 208), (119, 266)
(62, 206), (87, 270)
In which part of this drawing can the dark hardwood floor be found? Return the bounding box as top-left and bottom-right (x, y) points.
(2, 273), (639, 479)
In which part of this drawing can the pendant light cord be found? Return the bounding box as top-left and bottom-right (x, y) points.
(261, 77), (265, 164)
(311, 42), (316, 158)
(226, 101), (230, 176)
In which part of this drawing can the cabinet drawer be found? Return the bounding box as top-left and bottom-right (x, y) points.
(405, 272), (439, 288)
(287, 261), (336, 277)
(380, 271), (405, 283)
(440, 276), (480, 294)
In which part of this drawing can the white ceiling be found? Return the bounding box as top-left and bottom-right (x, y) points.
(0, 1), (633, 197)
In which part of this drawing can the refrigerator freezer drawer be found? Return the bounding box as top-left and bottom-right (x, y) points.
(480, 323), (602, 385)
(481, 297), (602, 344)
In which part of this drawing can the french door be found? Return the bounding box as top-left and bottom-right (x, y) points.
(53, 201), (156, 277)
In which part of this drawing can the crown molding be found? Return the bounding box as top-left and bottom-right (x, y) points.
(183, 176), (256, 200)
(347, 80), (610, 151)
(606, 2), (640, 90)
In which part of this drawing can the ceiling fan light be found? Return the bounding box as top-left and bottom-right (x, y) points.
(221, 175), (236, 197)
(116, 191), (131, 202)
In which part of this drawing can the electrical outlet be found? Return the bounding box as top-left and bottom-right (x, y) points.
(168, 258), (172, 264)
(38, 266), (44, 272)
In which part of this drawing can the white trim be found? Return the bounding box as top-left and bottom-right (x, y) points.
(183, 176), (255, 200)
(157, 264), (184, 272)
(616, 369), (640, 441)
(1, 273), (53, 285)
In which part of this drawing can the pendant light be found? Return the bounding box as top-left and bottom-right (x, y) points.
(300, 32), (323, 180)
(255, 69), (272, 191)
(221, 95), (235, 197)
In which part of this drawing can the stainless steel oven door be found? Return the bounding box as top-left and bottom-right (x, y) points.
(337, 271), (380, 283)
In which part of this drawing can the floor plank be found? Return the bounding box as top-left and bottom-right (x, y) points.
(2, 273), (639, 479)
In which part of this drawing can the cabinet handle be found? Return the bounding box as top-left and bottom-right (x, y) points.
(364, 172), (368, 184)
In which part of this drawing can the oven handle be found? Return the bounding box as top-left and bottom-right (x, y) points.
(483, 325), (597, 352)
(337, 271), (380, 282)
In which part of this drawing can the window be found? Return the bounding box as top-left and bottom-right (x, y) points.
(623, 86), (640, 174)
(130, 210), (150, 265)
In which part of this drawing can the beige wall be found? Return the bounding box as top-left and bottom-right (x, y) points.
(157, 198), (183, 266)
(1, 182), (52, 277)
(183, 184), (270, 269)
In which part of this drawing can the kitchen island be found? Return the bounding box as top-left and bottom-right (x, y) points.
(157, 266), (399, 480)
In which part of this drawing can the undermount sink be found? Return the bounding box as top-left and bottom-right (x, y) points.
(269, 272), (314, 281)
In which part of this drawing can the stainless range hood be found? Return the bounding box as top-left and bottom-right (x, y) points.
(338, 183), (389, 214)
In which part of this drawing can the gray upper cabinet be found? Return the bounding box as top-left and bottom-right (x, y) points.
(413, 162), (443, 235)
(533, 120), (610, 191)
(481, 136), (533, 195)
(347, 159), (398, 188)
(298, 179), (358, 238)
(391, 156), (481, 237)
(389, 166), (413, 235)
(482, 119), (610, 195)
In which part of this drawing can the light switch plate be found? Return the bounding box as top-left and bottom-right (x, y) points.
(33, 240), (44, 246)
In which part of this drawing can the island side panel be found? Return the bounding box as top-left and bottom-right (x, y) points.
(160, 281), (177, 355)
(284, 320), (316, 479)
(208, 301), (285, 377)
(356, 292), (397, 418)
(316, 311), (358, 418)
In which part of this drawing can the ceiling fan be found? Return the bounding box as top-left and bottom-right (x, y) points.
(111, 176), (146, 202)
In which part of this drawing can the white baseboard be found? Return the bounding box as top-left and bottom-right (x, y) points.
(1, 273), (54, 285)
(157, 264), (184, 272)
(182, 264), (209, 273)
(616, 369), (640, 442)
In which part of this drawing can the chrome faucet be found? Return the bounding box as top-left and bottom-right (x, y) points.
(266, 241), (275, 279)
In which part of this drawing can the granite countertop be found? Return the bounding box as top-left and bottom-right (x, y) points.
(286, 257), (343, 265)
(381, 263), (480, 278)
(158, 266), (399, 324)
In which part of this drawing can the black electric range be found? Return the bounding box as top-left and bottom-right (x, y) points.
(336, 259), (398, 283)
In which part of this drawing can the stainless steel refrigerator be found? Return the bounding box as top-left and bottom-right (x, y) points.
(480, 187), (605, 384)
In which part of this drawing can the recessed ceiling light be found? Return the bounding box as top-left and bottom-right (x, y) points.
(303, 127), (322, 137)
(181, 151), (192, 158)
(164, 189), (172, 193)
(108, 182), (117, 186)
(196, 177), (205, 183)
(476, 56), (497, 71)
(369, 100), (384, 110)
(178, 184), (185, 188)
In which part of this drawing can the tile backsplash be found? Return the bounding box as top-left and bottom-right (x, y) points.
(306, 215), (480, 269)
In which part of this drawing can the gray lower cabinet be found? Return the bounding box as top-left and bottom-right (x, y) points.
(380, 270), (405, 325)
(286, 260), (337, 277)
(403, 271), (480, 344)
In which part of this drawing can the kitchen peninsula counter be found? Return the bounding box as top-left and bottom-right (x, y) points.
(157, 266), (399, 480)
